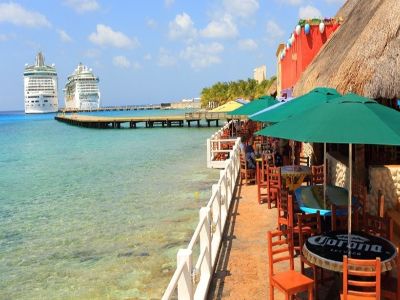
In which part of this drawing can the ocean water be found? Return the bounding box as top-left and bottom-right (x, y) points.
(0, 111), (220, 299)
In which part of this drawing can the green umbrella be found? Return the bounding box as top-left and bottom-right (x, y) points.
(250, 87), (340, 122)
(227, 96), (278, 116)
(256, 93), (400, 145)
(256, 93), (400, 254)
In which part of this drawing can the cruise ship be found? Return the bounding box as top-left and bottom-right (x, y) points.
(64, 63), (100, 110)
(23, 52), (58, 114)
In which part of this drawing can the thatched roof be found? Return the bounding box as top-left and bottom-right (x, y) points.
(293, 0), (400, 99)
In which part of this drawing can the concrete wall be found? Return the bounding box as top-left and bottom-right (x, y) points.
(169, 101), (201, 109)
(326, 153), (349, 189)
(369, 165), (400, 213)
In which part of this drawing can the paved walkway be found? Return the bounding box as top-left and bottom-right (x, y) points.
(207, 183), (340, 300)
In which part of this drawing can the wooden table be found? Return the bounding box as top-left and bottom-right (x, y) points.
(294, 185), (357, 216)
(281, 165), (311, 191)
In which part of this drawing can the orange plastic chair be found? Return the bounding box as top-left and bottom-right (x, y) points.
(297, 212), (322, 298)
(266, 166), (282, 209)
(267, 229), (314, 300)
(341, 255), (381, 299)
(277, 189), (294, 231)
(311, 165), (324, 185)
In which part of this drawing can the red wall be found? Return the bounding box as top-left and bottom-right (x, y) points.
(280, 23), (340, 95)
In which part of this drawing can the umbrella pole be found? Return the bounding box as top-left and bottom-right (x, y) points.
(324, 143), (326, 209)
(348, 143), (352, 257)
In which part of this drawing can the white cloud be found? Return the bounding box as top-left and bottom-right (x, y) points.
(201, 14), (238, 39)
(223, 0), (259, 18)
(64, 0), (99, 13)
(113, 55), (131, 68)
(58, 29), (72, 43)
(131, 61), (141, 69)
(165, 0), (175, 7)
(180, 42), (224, 69)
(299, 5), (322, 19)
(158, 48), (177, 67)
(265, 20), (284, 45)
(168, 13), (197, 41)
(325, 0), (345, 4)
(89, 24), (139, 48)
(84, 48), (101, 58)
(0, 33), (14, 42)
(0, 3), (50, 27)
(144, 53), (152, 60)
(146, 18), (157, 29)
(238, 39), (258, 51)
(277, 0), (302, 5)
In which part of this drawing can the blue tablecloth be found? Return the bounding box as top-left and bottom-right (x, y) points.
(294, 185), (357, 216)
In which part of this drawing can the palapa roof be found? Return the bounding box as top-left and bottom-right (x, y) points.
(293, 0), (400, 100)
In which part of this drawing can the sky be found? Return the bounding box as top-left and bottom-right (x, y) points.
(0, 0), (345, 111)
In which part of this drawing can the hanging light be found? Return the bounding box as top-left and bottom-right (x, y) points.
(304, 23), (310, 35)
(319, 21), (325, 34)
(295, 25), (301, 36)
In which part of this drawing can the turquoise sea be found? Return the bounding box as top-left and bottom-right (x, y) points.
(0, 110), (220, 299)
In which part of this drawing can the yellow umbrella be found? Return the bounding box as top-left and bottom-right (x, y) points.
(210, 100), (244, 113)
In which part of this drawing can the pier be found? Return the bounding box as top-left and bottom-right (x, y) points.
(54, 112), (244, 129)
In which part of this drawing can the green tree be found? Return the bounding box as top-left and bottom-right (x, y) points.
(200, 76), (277, 108)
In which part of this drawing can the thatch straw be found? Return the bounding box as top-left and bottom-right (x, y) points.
(294, 0), (400, 99)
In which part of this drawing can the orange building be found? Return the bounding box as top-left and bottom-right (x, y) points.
(277, 19), (341, 98)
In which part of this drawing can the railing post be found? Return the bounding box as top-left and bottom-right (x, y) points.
(199, 207), (212, 282)
(206, 138), (211, 168)
(177, 249), (193, 300)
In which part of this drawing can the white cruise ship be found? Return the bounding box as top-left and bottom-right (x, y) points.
(24, 52), (58, 114)
(64, 63), (100, 110)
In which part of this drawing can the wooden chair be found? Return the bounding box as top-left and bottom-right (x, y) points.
(341, 255), (381, 299)
(353, 184), (368, 228)
(297, 211), (322, 298)
(382, 245), (400, 300)
(240, 153), (255, 185)
(311, 165), (324, 185)
(363, 213), (393, 241)
(299, 156), (310, 167)
(267, 166), (282, 209)
(277, 189), (294, 231)
(267, 229), (314, 300)
(331, 204), (359, 231)
(256, 153), (274, 204)
(377, 190), (385, 218)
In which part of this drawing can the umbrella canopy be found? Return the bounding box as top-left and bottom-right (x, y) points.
(256, 93), (400, 145)
(209, 100), (244, 113)
(256, 93), (400, 254)
(227, 96), (278, 116)
(250, 87), (340, 123)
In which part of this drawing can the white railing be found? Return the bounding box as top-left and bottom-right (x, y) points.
(162, 137), (241, 300)
(207, 120), (237, 169)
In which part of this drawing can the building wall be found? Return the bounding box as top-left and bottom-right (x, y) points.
(279, 22), (340, 97)
(253, 65), (267, 83)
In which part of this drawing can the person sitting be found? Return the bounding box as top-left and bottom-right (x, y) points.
(245, 140), (256, 169)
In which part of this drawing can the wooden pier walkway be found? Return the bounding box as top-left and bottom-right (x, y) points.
(54, 112), (243, 129)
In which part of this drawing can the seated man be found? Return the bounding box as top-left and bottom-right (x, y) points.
(245, 141), (256, 169)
